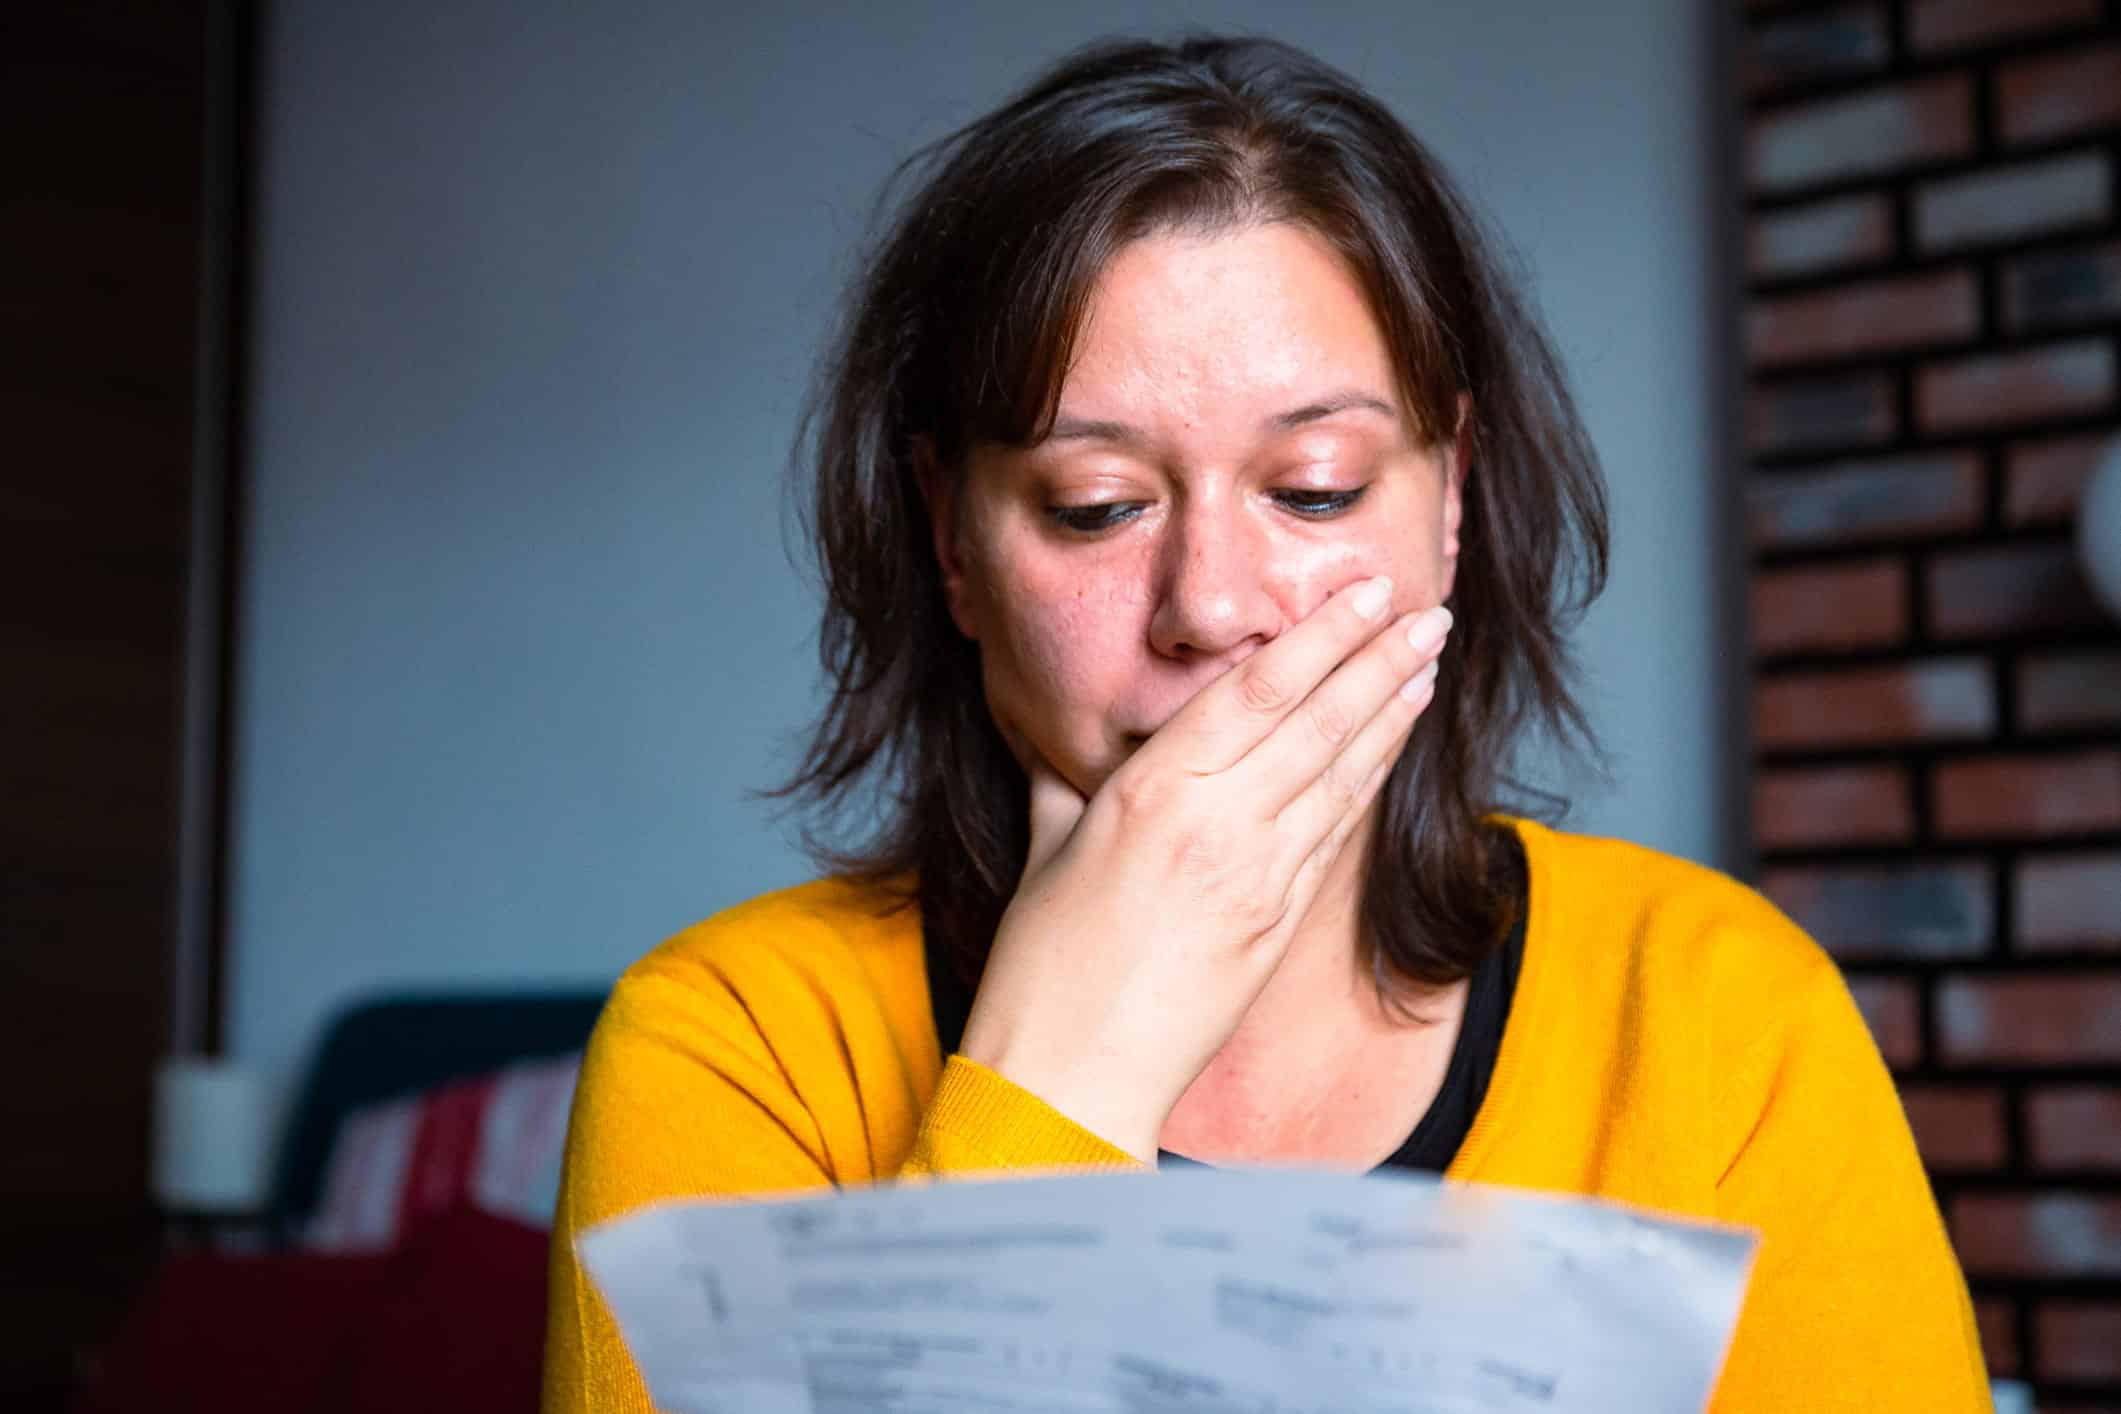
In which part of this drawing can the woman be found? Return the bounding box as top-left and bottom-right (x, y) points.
(545, 35), (1987, 1412)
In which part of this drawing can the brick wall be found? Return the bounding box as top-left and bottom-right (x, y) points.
(1742, 0), (2121, 1404)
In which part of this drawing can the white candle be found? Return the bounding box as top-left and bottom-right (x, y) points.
(152, 1056), (271, 1214)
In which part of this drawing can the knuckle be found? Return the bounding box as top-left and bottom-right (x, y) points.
(1320, 757), (1362, 812)
(1174, 831), (1224, 876)
(1233, 662), (1293, 715)
(1245, 890), (1295, 942)
(1304, 696), (1358, 748)
(1170, 818), (1237, 881)
(1109, 767), (1166, 819)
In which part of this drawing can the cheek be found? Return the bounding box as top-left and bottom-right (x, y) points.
(971, 525), (1153, 720)
(1251, 527), (1436, 626)
(1272, 541), (1371, 616)
(982, 553), (1148, 708)
(1353, 501), (1454, 615)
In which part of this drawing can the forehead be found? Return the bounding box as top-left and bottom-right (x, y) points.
(1056, 222), (1400, 444)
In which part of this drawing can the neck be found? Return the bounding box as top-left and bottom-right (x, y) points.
(1166, 809), (1462, 1143)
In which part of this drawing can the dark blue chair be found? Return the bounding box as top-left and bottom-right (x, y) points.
(262, 989), (608, 1242)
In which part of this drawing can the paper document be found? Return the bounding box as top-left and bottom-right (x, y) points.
(579, 1167), (1756, 1413)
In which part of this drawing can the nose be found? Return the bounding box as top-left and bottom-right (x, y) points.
(1146, 495), (1284, 662)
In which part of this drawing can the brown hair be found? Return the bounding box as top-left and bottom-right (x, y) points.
(774, 34), (1609, 1008)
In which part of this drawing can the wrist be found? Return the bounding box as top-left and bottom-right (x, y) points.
(955, 1038), (1165, 1163)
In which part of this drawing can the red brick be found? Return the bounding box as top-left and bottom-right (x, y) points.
(2003, 241), (2121, 333)
(1953, 1193), (2121, 1276)
(1749, 372), (1898, 454)
(1748, 193), (1894, 281)
(1748, 269), (1980, 367)
(2008, 432), (2118, 525)
(1752, 558), (1907, 654)
(1999, 45), (2121, 147)
(1927, 541), (2108, 638)
(1745, 5), (1889, 94)
(1847, 974), (1923, 1067)
(1915, 152), (2112, 252)
(1751, 455), (1988, 548)
(1910, 0), (2103, 52)
(2020, 652), (2121, 732)
(2016, 852), (2121, 951)
(1761, 861), (1993, 959)
(1755, 765), (1914, 848)
(1749, 76), (1974, 194)
(2038, 1304), (2121, 1381)
(1976, 1297), (2020, 1378)
(1916, 340), (2117, 434)
(1748, 452), (1983, 549)
(1757, 659), (1994, 749)
(1935, 751), (2121, 838)
(1901, 1085), (2008, 1167)
(1938, 974), (2121, 1064)
(2028, 1085), (2121, 1168)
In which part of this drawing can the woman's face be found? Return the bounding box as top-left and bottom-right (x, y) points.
(930, 221), (1464, 796)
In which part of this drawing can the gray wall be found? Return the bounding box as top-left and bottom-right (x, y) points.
(228, 0), (1739, 1088)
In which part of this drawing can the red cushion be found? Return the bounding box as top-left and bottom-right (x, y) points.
(317, 1205), (552, 1414)
(75, 1247), (394, 1414)
(308, 1054), (578, 1252)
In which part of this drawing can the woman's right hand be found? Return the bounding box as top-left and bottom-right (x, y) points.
(956, 575), (1453, 1160)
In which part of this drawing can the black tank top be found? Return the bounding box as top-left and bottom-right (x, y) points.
(921, 851), (1527, 1176)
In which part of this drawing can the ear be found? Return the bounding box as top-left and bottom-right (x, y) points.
(913, 438), (981, 641)
(1438, 393), (1471, 603)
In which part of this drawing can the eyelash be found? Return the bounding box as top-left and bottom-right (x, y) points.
(1045, 488), (1367, 535)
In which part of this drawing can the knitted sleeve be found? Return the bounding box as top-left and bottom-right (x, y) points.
(540, 918), (1136, 1414)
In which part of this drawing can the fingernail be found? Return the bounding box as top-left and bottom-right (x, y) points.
(1350, 576), (1393, 620)
(1400, 660), (1439, 701)
(1406, 606), (1453, 654)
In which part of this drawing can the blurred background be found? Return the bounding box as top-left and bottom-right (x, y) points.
(4, 0), (2115, 1409)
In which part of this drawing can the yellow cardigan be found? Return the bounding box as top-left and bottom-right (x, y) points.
(543, 818), (1988, 1412)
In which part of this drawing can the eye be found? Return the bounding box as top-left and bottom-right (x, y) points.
(1045, 487), (1366, 534)
(1274, 488), (1367, 518)
(1045, 502), (1145, 535)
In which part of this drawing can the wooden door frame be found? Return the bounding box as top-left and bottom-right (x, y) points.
(172, 0), (257, 1058)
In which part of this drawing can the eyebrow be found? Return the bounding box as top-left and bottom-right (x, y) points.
(1043, 390), (1399, 447)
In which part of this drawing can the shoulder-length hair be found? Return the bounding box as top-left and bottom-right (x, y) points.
(774, 34), (1608, 1008)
